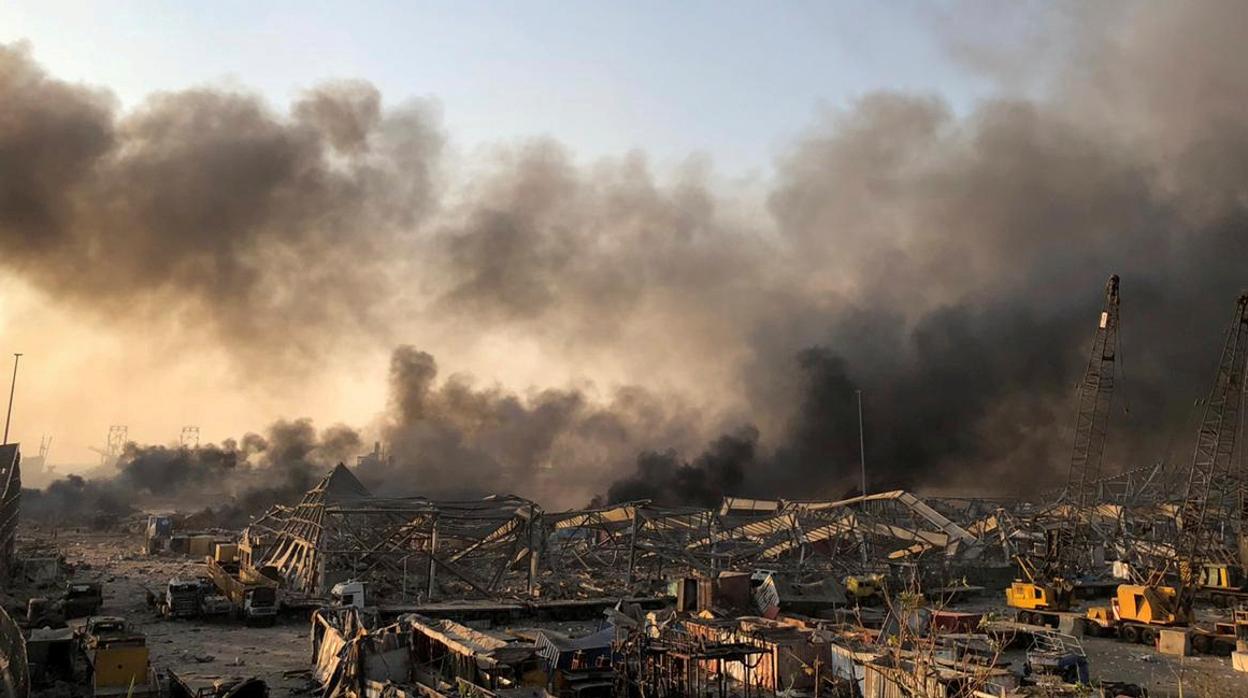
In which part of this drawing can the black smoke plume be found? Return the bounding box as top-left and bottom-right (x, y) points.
(356, 346), (700, 506)
(24, 419), (362, 527)
(0, 42), (440, 373)
(9, 2), (1248, 508)
(604, 428), (756, 507)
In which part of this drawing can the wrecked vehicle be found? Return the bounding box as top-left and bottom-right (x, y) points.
(163, 578), (201, 619)
(78, 616), (159, 698)
(62, 582), (104, 619)
(206, 558), (278, 624)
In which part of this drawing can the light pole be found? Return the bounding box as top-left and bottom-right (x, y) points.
(4, 353), (21, 444)
(856, 388), (866, 497)
(856, 388), (868, 567)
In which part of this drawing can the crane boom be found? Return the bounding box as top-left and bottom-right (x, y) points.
(1051, 275), (1120, 578)
(1175, 292), (1248, 612)
(1066, 274), (1121, 510)
(1008, 275), (1121, 614)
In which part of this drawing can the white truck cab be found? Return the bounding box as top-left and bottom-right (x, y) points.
(330, 580), (365, 609)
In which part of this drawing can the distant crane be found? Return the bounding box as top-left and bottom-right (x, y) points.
(1091, 292), (1248, 635)
(1056, 273), (1121, 576)
(1008, 274), (1121, 618)
(1171, 292), (1248, 613)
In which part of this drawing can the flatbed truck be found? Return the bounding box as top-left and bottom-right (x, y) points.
(205, 558), (278, 625)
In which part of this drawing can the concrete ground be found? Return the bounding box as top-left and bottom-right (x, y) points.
(10, 528), (312, 695)
(957, 592), (1247, 696)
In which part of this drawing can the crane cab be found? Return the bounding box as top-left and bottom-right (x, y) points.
(1006, 580), (1072, 612)
(1113, 583), (1188, 626)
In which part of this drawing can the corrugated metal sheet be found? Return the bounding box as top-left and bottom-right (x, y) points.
(862, 663), (945, 698)
(684, 618), (823, 692)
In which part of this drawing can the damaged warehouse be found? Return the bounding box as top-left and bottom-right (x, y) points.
(250, 463), (1003, 607)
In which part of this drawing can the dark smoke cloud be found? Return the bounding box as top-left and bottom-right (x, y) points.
(605, 428), (756, 507)
(0, 42), (440, 372)
(357, 346), (701, 506)
(24, 419), (362, 526)
(22, 475), (136, 528)
(592, 2), (1248, 503)
(10, 1), (1248, 507)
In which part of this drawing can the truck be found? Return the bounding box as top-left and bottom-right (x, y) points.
(26, 582), (105, 625)
(196, 577), (233, 618)
(162, 578), (201, 619)
(330, 580), (365, 609)
(62, 582), (104, 619)
(78, 616), (159, 697)
(205, 558), (278, 625)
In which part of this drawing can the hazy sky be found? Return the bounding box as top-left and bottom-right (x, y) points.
(0, 0), (995, 176)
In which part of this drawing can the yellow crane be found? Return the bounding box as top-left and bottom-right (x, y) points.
(1007, 275), (1119, 621)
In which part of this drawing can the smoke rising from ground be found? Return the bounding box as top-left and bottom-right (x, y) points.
(23, 419), (363, 526)
(8, 2), (1248, 509)
(360, 346), (702, 504)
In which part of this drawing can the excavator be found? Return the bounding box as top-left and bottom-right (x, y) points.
(1085, 292), (1248, 651)
(1007, 274), (1120, 624)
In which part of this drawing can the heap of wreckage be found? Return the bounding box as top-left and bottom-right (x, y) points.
(247, 464), (1003, 609)
(253, 463), (1179, 698)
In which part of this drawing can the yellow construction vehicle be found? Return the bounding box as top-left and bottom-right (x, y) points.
(78, 616), (159, 697)
(842, 574), (884, 605)
(1112, 583), (1187, 627)
(1190, 562), (1248, 606)
(1082, 583), (1189, 645)
(1005, 552), (1076, 626)
(1005, 579), (1072, 612)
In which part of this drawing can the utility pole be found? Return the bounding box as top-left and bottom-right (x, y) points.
(856, 388), (867, 497)
(856, 388), (868, 567)
(4, 353), (21, 444)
